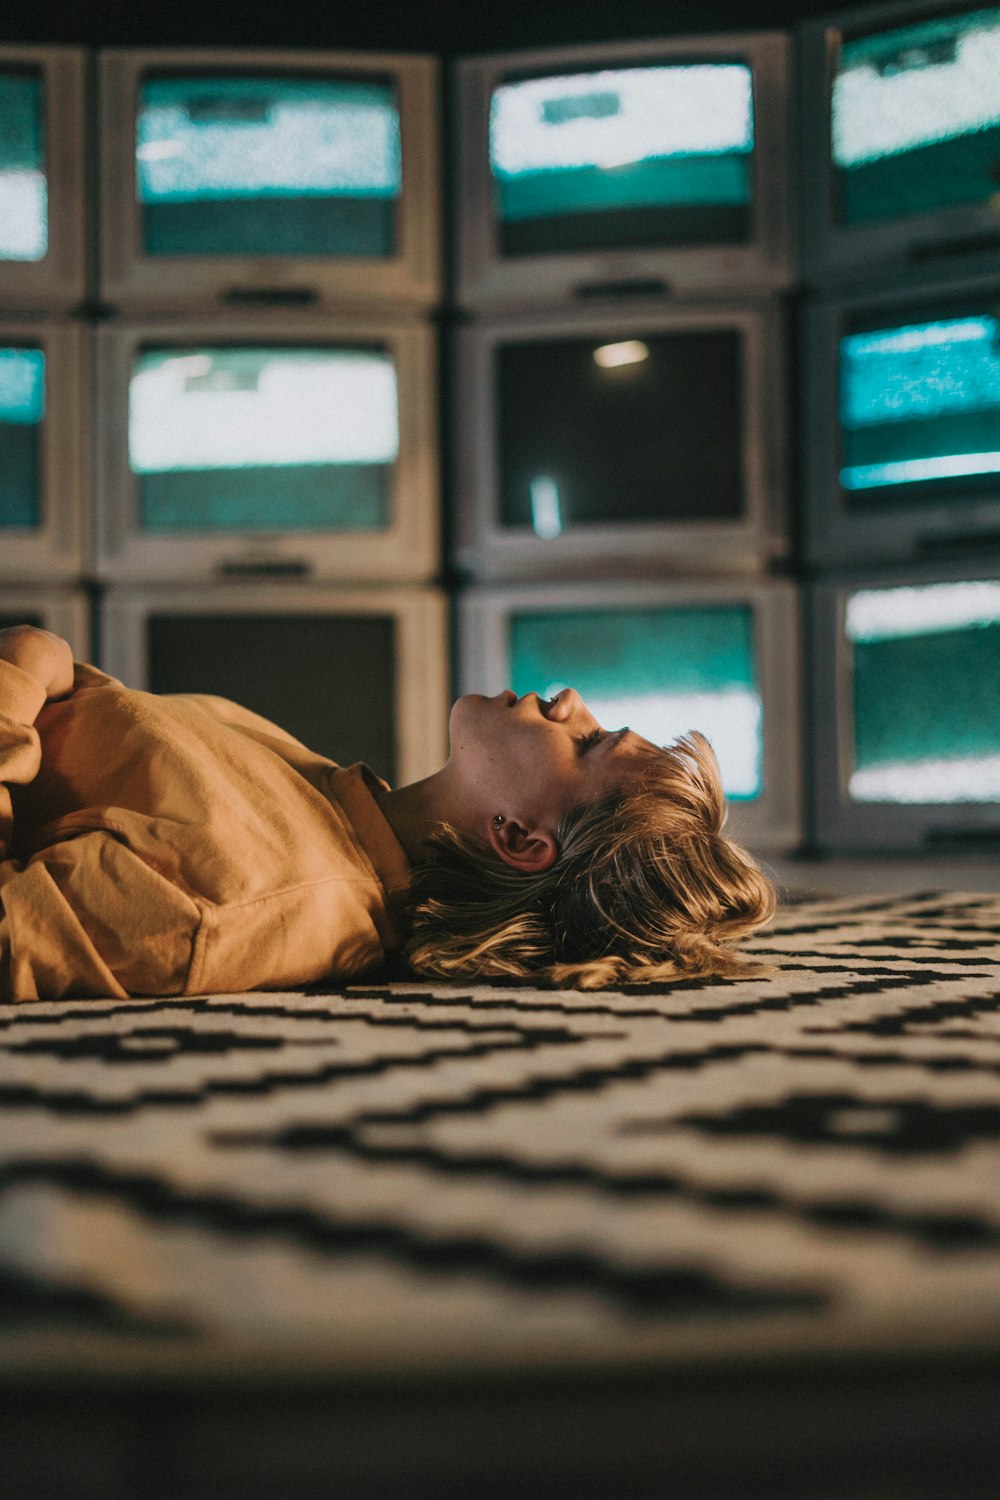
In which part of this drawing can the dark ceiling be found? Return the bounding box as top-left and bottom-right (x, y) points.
(12, 0), (888, 52)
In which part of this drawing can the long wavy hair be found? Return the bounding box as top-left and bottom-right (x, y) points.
(403, 731), (777, 989)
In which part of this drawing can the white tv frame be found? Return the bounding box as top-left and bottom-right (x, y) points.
(100, 582), (450, 785)
(454, 299), (788, 580)
(810, 562), (1000, 854)
(454, 32), (793, 308)
(93, 314), (440, 584)
(0, 317), (88, 581)
(98, 48), (441, 312)
(0, 47), (88, 312)
(0, 586), (90, 659)
(797, 0), (1000, 288)
(458, 577), (802, 852)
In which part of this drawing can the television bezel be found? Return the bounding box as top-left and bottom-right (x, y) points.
(454, 31), (793, 308)
(99, 582), (450, 785)
(0, 47), (88, 312)
(458, 576), (802, 852)
(797, 0), (1000, 288)
(454, 298), (788, 579)
(0, 586), (90, 657)
(98, 47), (441, 312)
(0, 316), (88, 581)
(93, 314), (440, 583)
(801, 265), (1000, 566)
(810, 561), (1000, 853)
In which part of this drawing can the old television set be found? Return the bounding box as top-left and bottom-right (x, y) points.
(99, 584), (449, 786)
(0, 319), (87, 580)
(810, 564), (1000, 851)
(0, 47), (87, 311)
(802, 268), (1000, 566)
(459, 578), (802, 850)
(454, 32), (792, 307)
(98, 48), (440, 311)
(455, 300), (787, 579)
(93, 316), (439, 583)
(0, 587), (90, 657)
(798, 0), (1000, 286)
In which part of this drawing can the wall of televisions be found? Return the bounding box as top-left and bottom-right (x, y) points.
(1, 1), (999, 852)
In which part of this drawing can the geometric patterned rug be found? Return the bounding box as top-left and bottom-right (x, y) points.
(3, 891), (1000, 1497)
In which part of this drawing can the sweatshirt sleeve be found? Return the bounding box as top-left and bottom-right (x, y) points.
(0, 659), (48, 864)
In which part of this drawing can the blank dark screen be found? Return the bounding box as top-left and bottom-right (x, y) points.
(147, 613), (398, 783)
(497, 329), (744, 529)
(0, 613), (43, 629)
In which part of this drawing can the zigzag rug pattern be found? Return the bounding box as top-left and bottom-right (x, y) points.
(2, 890), (1000, 1379)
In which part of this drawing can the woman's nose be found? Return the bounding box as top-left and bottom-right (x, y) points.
(542, 687), (582, 721)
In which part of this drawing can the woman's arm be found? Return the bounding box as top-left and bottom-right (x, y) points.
(0, 626), (74, 865)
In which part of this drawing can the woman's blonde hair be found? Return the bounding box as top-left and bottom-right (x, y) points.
(404, 731), (777, 989)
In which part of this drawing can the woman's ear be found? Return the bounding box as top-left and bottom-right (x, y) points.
(487, 816), (558, 873)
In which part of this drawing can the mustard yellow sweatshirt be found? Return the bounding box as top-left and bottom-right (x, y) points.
(0, 660), (410, 1000)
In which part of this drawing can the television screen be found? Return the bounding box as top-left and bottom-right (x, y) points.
(510, 602), (762, 800)
(0, 611), (43, 629)
(147, 612), (398, 781)
(0, 344), (44, 530)
(489, 61), (754, 256)
(845, 577), (1000, 804)
(128, 343), (399, 534)
(136, 73), (402, 258)
(831, 4), (1000, 226)
(0, 69), (46, 263)
(839, 300), (1000, 501)
(497, 328), (744, 532)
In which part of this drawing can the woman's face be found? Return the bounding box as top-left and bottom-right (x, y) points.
(448, 687), (661, 834)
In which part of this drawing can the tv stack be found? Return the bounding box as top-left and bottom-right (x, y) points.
(797, 0), (1000, 852)
(0, 50), (90, 650)
(0, 48), (450, 784)
(450, 36), (803, 852)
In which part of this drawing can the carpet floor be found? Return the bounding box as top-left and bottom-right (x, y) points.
(3, 889), (1000, 1497)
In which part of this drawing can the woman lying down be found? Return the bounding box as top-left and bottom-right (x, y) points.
(0, 624), (776, 1001)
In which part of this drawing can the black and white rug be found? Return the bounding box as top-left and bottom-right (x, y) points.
(3, 890), (1000, 1497)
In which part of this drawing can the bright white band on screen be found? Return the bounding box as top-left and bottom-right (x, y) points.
(0, 171), (47, 260)
(846, 580), (1000, 643)
(490, 65), (753, 176)
(539, 683), (762, 797)
(846, 318), (990, 358)
(832, 16), (1000, 167)
(129, 352), (399, 472)
(850, 752), (1000, 803)
(841, 451), (1000, 489)
(137, 95), (401, 200)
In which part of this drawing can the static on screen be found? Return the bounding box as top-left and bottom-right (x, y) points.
(847, 580), (1000, 803)
(128, 346), (399, 534)
(832, 5), (1000, 224)
(136, 74), (402, 257)
(0, 72), (47, 262)
(839, 311), (1000, 496)
(489, 62), (754, 254)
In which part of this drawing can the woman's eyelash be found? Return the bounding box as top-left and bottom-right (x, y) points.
(577, 729), (604, 753)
